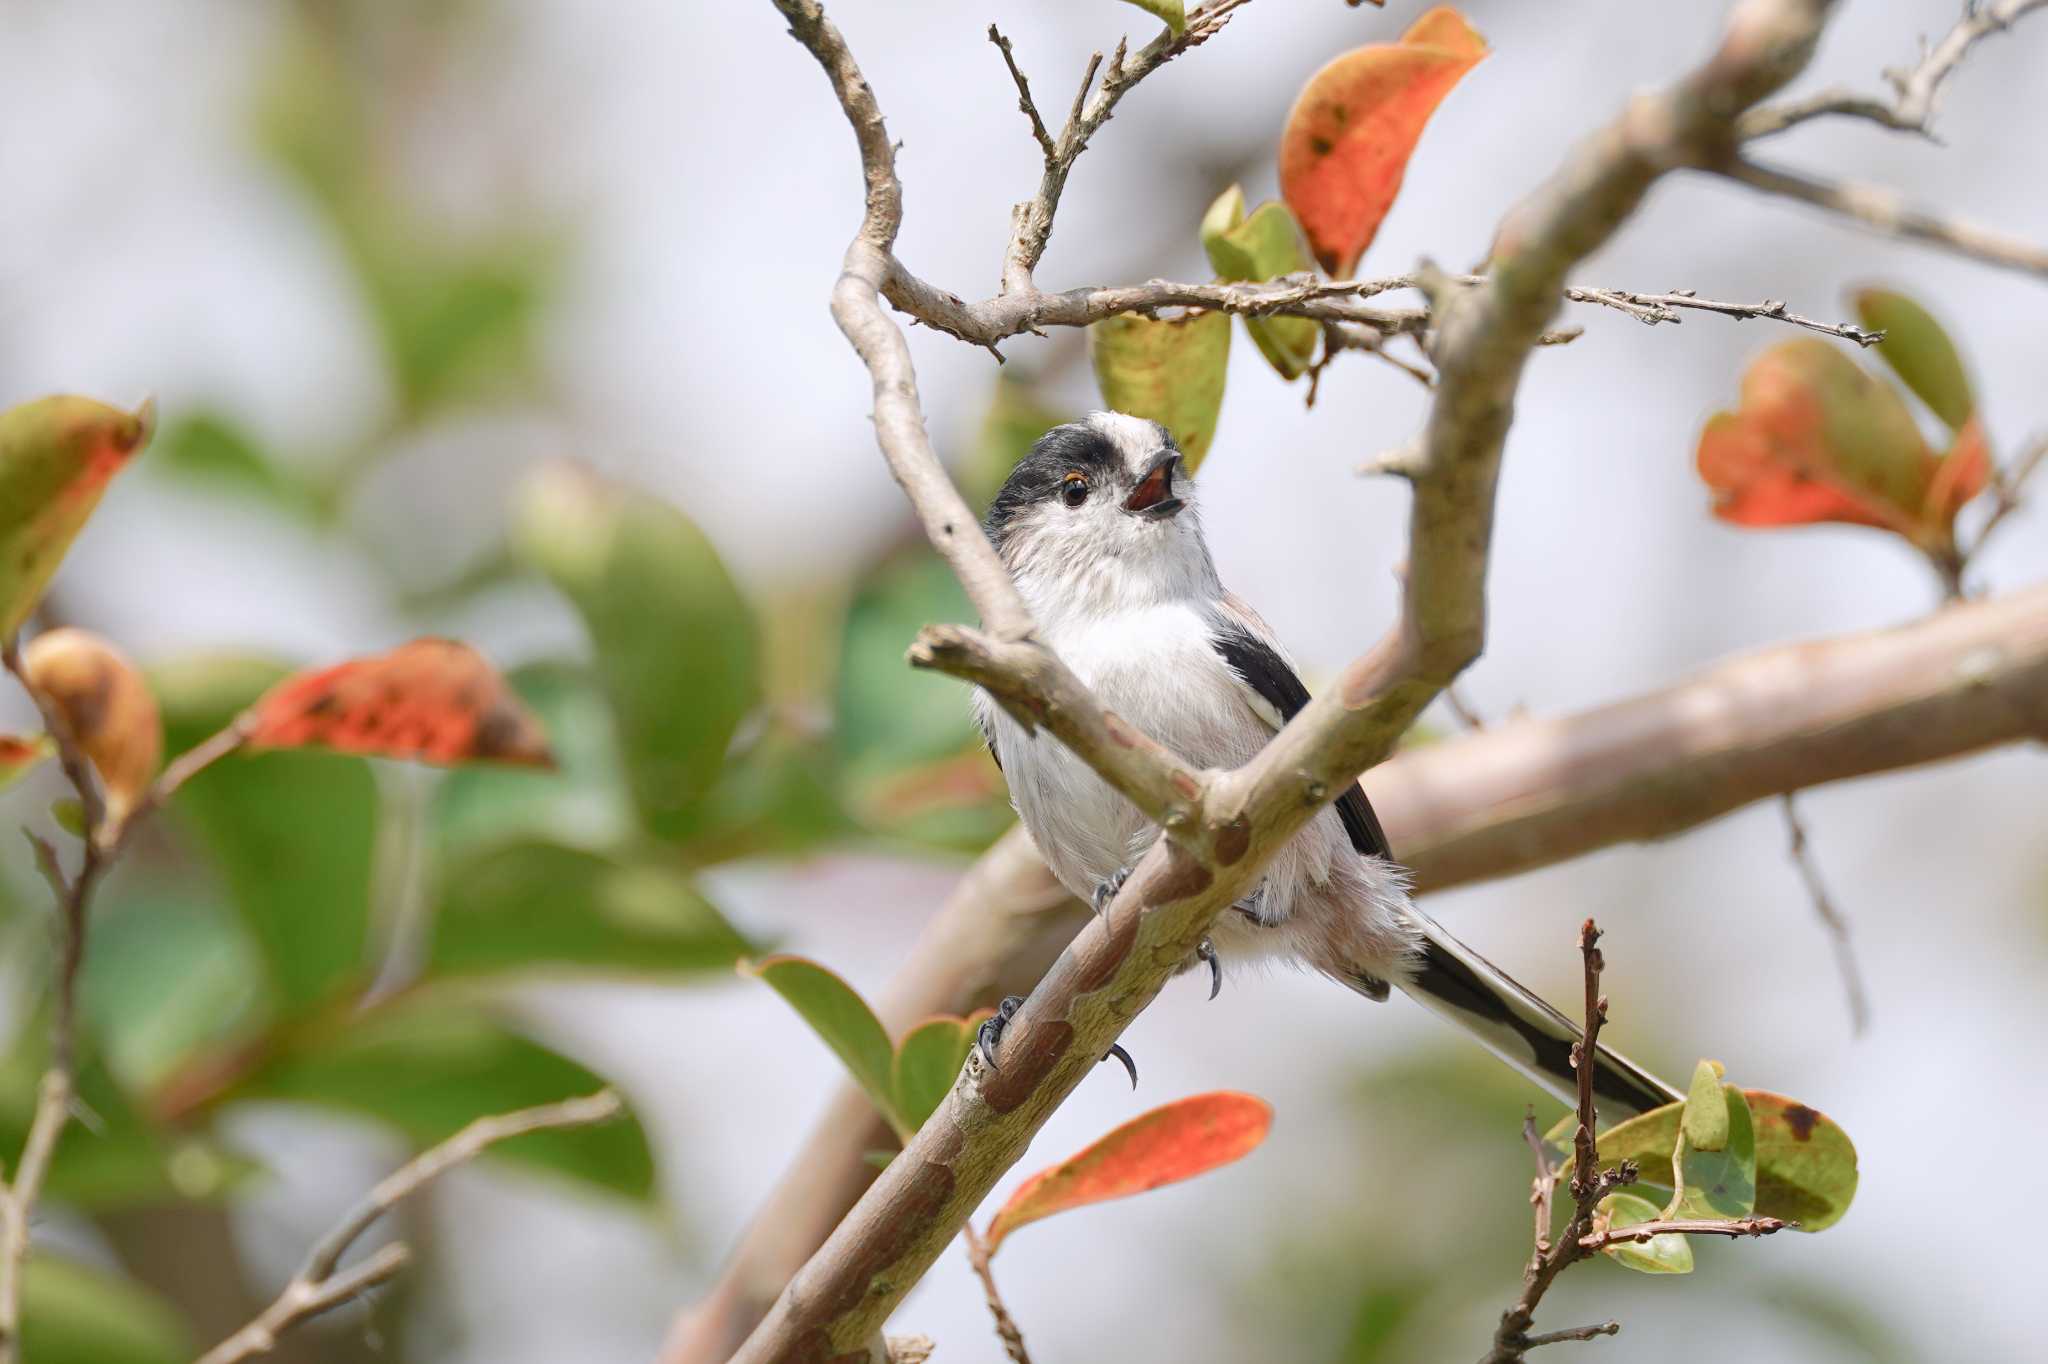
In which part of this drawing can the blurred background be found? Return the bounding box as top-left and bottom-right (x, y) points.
(0, 0), (2044, 1360)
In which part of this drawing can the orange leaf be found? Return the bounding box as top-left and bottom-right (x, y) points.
(1277, 6), (1487, 277)
(982, 1091), (1271, 1253)
(1695, 339), (1939, 540)
(1924, 414), (1991, 528)
(244, 638), (552, 768)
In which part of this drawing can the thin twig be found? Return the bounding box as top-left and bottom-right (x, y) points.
(194, 1091), (624, 1364)
(1780, 794), (1871, 1035)
(1741, 0), (2048, 139)
(1972, 432), (2048, 558)
(1562, 285), (1882, 345)
(1444, 684), (1489, 732)
(1482, 920), (1631, 1364)
(962, 1228), (1031, 1364)
(987, 26), (1056, 162)
(1720, 159), (2048, 280)
(1579, 1216), (1788, 1250)
(0, 636), (251, 1364)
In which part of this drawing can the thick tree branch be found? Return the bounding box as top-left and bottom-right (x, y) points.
(1740, 0), (2048, 139)
(1718, 158), (2048, 279)
(193, 1091), (623, 1364)
(738, 2), (1843, 1358)
(1379, 581), (2048, 890)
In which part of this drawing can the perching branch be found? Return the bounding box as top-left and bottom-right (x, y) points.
(671, 578), (2048, 1361)
(193, 1091), (624, 1364)
(735, 1), (1845, 1358)
(1740, 0), (2048, 139)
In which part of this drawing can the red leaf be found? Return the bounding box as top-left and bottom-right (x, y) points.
(1278, 6), (1487, 277)
(982, 1091), (1271, 1253)
(244, 638), (552, 768)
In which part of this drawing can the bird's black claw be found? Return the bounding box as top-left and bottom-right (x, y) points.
(1196, 937), (1222, 1001)
(1102, 1042), (1138, 1088)
(977, 995), (1025, 1072)
(1091, 865), (1132, 916)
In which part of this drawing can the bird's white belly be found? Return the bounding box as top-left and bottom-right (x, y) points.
(978, 603), (1340, 915)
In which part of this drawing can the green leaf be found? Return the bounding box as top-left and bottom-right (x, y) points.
(1201, 187), (1320, 380)
(835, 550), (977, 777)
(152, 654), (378, 1015)
(428, 839), (750, 979)
(233, 1000), (652, 1200)
(892, 1016), (976, 1131)
(746, 954), (903, 1135)
(0, 395), (155, 637)
(1554, 1088), (1857, 1232)
(1682, 1058), (1729, 1151)
(673, 726), (853, 863)
(1669, 1086), (1756, 1220)
(22, 1257), (192, 1364)
(152, 411), (320, 520)
(82, 895), (264, 1094)
(517, 464), (761, 843)
(1118, 0), (1185, 36)
(1595, 1191), (1693, 1275)
(433, 662), (636, 853)
(1854, 288), (1975, 430)
(1090, 310), (1231, 472)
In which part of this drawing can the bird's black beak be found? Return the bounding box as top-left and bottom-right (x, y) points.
(1123, 452), (1185, 518)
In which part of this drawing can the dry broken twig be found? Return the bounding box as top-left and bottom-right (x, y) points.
(1740, 0), (2048, 139)
(192, 1091), (624, 1364)
(1781, 793), (1872, 1035)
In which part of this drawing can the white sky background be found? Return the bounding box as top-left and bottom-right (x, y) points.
(2, 0), (2047, 1360)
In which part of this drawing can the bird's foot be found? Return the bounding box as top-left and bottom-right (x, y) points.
(975, 993), (1138, 1088)
(976, 995), (1024, 1071)
(1196, 937), (1222, 1001)
(1091, 865), (1133, 916)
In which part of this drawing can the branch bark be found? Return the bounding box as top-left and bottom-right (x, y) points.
(735, 1), (1844, 1358)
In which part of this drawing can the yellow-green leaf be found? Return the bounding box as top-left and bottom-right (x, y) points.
(0, 396), (155, 637)
(1669, 1086), (1756, 1220)
(1201, 186), (1321, 380)
(891, 1015), (978, 1132)
(1119, 0), (1185, 36)
(1682, 1058), (1730, 1151)
(1854, 288), (1974, 431)
(1090, 310), (1230, 472)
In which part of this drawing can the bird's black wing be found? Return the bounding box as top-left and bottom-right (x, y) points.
(1210, 624), (1395, 863)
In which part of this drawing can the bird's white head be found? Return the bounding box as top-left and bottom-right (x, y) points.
(984, 412), (1218, 623)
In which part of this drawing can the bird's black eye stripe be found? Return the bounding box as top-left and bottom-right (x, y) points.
(1060, 472), (1090, 507)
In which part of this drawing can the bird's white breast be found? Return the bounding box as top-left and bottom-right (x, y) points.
(976, 600), (1341, 912)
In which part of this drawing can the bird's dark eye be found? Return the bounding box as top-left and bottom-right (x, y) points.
(1059, 473), (1090, 508)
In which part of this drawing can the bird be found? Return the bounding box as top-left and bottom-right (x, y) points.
(970, 411), (1681, 1118)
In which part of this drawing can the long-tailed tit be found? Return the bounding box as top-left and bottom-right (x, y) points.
(972, 412), (1680, 1116)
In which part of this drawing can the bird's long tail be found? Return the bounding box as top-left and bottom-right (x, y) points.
(1385, 909), (1683, 1120)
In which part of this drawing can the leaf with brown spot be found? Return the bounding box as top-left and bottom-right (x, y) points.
(982, 1091), (1271, 1254)
(243, 638), (552, 768)
(1277, 6), (1487, 277)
